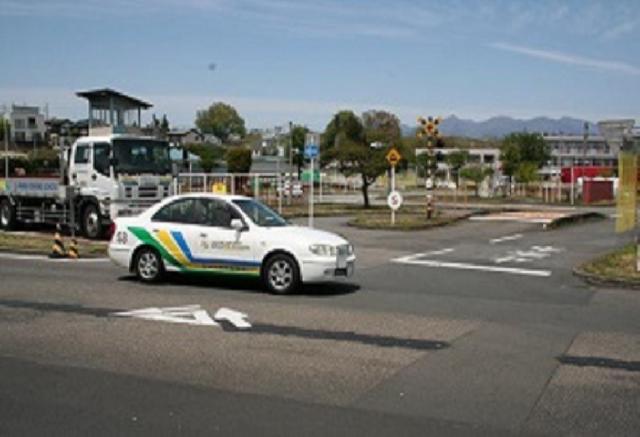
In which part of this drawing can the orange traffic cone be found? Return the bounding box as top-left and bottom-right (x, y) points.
(67, 238), (79, 259)
(49, 224), (67, 258)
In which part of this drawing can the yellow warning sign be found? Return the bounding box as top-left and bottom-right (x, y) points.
(211, 182), (227, 194)
(386, 147), (402, 167)
(616, 152), (636, 233)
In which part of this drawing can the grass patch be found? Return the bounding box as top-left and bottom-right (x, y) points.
(0, 231), (107, 257)
(581, 244), (640, 283)
(276, 203), (386, 219)
(348, 210), (470, 230)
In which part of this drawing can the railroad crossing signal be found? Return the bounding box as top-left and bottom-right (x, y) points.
(417, 115), (442, 220)
(386, 147), (402, 167)
(417, 116), (442, 139)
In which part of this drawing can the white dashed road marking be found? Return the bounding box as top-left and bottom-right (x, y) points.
(391, 257), (552, 277)
(490, 234), (523, 244)
(393, 248), (454, 263)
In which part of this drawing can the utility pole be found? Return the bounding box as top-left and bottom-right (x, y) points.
(2, 106), (8, 180)
(288, 121), (293, 205)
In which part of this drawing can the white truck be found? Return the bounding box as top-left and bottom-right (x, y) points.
(0, 134), (175, 239)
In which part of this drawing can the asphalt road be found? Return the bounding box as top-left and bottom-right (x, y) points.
(1, 215), (639, 436)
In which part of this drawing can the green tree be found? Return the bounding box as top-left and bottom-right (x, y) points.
(290, 124), (309, 177)
(184, 143), (223, 173)
(322, 110), (389, 208)
(160, 114), (170, 132)
(321, 110), (365, 164)
(195, 102), (246, 143)
(226, 147), (252, 173)
(460, 164), (494, 197)
(445, 150), (470, 186)
(415, 151), (438, 179)
(361, 110), (401, 145)
(500, 132), (549, 174)
(0, 119), (9, 142)
(500, 132), (548, 194)
(499, 140), (521, 180)
(515, 161), (540, 183)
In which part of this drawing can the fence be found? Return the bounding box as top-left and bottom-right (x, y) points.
(176, 172), (364, 208)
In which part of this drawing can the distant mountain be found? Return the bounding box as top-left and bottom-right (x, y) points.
(401, 115), (598, 139)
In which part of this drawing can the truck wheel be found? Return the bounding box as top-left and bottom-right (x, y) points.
(135, 247), (164, 283)
(263, 253), (300, 295)
(0, 199), (16, 230)
(82, 204), (103, 239)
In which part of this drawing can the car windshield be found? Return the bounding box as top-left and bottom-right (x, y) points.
(113, 139), (171, 175)
(232, 199), (288, 227)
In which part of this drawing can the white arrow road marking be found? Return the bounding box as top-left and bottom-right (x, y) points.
(490, 234), (523, 244)
(494, 246), (563, 264)
(113, 305), (219, 326)
(214, 307), (252, 329)
(531, 245), (563, 253)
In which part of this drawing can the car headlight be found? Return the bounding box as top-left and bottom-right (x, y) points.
(309, 244), (337, 257)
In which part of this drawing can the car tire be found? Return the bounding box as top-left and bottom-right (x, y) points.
(82, 203), (103, 239)
(0, 199), (16, 230)
(263, 253), (300, 295)
(134, 247), (164, 283)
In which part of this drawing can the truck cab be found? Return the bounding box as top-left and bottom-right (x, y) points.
(68, 135), (174, 238)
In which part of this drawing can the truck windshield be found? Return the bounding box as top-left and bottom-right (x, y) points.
(113, 139), (171, 175)
(232, 199), (288, 227)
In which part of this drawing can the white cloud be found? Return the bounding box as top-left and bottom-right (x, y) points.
(601, 20), (637, 41)
(490, 42), (640, 76)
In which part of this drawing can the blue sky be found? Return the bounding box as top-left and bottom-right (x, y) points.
(1, 0), (639, 130)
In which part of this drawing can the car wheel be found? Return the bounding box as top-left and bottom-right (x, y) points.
(135, 247), (164, 283)
(83, 203), (103, 239)
(263, 253), (300, 295)
(0, 199), (16, 230)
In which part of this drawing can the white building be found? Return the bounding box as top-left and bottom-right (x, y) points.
(6, 105), (46, 143)
(416, 147), (501, 181)
(543, 134), (616, 168)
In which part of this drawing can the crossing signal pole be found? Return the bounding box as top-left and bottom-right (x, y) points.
(417, 116), (442, 219)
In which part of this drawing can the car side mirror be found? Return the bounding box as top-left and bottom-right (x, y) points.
(230, 219), (245, 231)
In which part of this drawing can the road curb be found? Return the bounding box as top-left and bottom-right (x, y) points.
(546, 212), (606, 229)
(572, 266), (640, 290)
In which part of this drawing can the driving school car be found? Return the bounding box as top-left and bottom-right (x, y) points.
(108, 193), (355, 294)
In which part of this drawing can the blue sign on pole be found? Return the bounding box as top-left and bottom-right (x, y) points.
(304, 144), (319, 159)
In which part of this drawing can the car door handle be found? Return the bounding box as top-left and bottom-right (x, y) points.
(91, 174), (97, 180)
(199, 233), (207, 238)
(72, 173), (77, 179)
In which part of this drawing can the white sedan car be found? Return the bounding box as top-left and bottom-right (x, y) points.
(108, 193), (355, 294)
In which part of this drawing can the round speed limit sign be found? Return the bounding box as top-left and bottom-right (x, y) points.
(387, 190), (403, 211)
